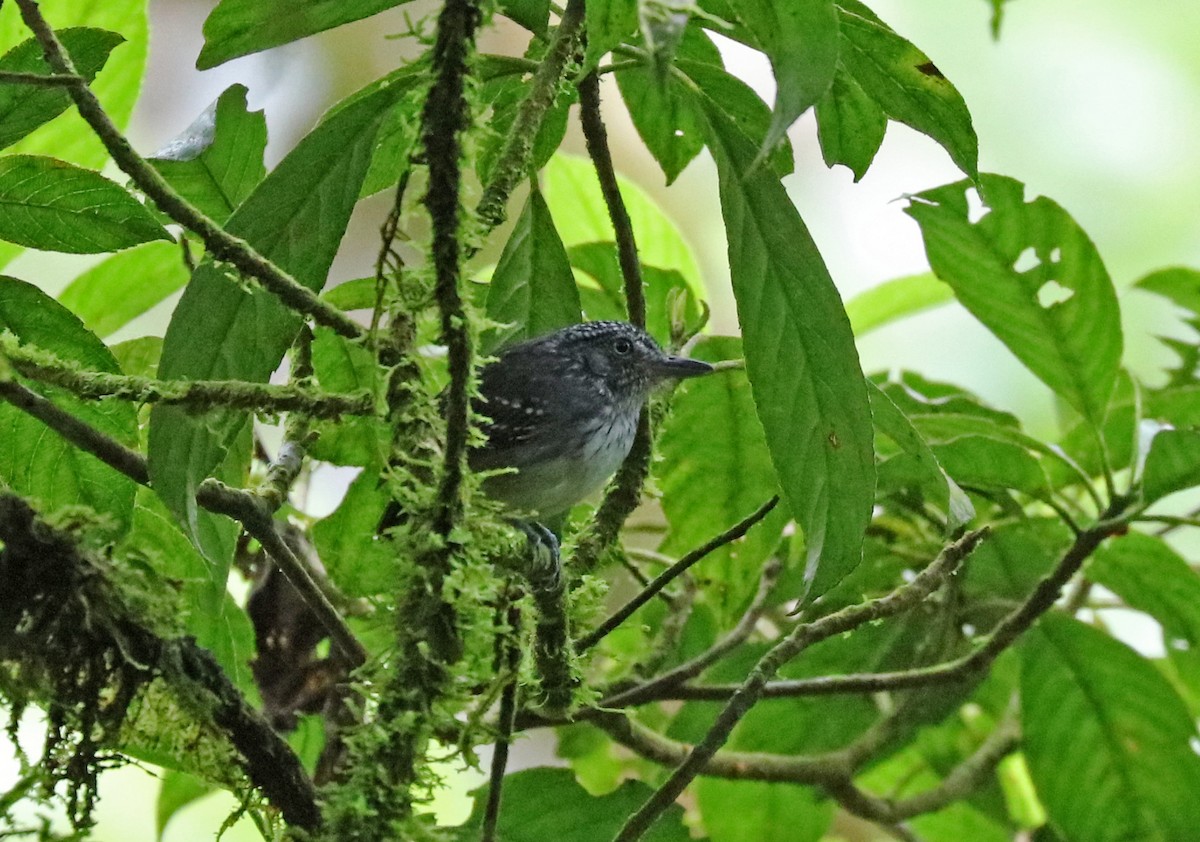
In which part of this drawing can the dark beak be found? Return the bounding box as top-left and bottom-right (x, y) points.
(653, 355), (714, 380)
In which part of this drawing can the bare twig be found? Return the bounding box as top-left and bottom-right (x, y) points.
(577, 497), (780, 651)
(0, 69), (80, 86)
(612, 528), (989, 842)
(578, 71), (645, 328)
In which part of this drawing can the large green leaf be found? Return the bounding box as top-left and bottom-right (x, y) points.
(148, 75), (412, 580)
(1021, 613), (1200, 842)
(542, 153), (703, 294)
(57, 240), (189, 338)
(0, 28), (123, 151)
(452, 767), (690, 841)
(844, 272), (953, 336)
(905, 174), (1122, 427)
(702, 101), (874, 597)
(584, 0), (639, 68)
(0, 276), (137, 536)
(198, 0), (415, 69)
(732, 0), (839, 159)
(311, 468), (393, 598)
(483, 186), (581, 353)
(834, 0), (978, 178)
(0, 155), (170, 253)
(0, 1), (149, 270)
(658, 337), (786, 620)
(569, 243), (701, 346)
(697, 780), (831, 842)
(149, 84), (267, 224)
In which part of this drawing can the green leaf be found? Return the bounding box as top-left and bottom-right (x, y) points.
(835, 2), (978, 178)
(309, 329), (387, 467)
(905, 174), (1122, 427)
(312, 468), (394, 598)
(148, 76), (411, 584)
(483, 186), (581, 353)
(1021, 613), (1200, 842)
(150, 84), (267, 224)
(156, 769), (213, 840)
(452, 767), (690, 841)
(0, 276), (137, 535)
(57, 240), (189, 338)
(931, 434), (1053, 500)
(198, 0), (415, 69)
(658, 337), (786, 620)
(676, 58), (794, 178)
(845, 272), (953, 336)
(1135, 266), (1200, 316)
(963, 518), (1070, 604)
(615, 62), (705, 185)
(702, 100), (874, 597)
(697, 779), (831, 842)
(0, 28), (124, 151)
(870, 382), (974, 530)
(542, 154), (703, 295)
(733, 0), (839, 159)
(569, 243), (701, 346)
(873, 371), (1020, 429)
(814, 62), (887, 181)
(0, 2), (149, 271)
(0, 155), (170, 253)
(499, 0), (550, 34)
(1141, 428), (1200, 504)
(585, 0), (639, 68)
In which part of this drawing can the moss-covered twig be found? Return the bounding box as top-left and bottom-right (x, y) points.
(0, 493), (320, 830)
(14, 0), (364, 342)
(3, 336), (374, 419)
(475, 0), (586, 231)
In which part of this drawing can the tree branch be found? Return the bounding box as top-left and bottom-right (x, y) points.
(577, 496), (780, 651)
(612, 528), (989, 842)
(578, 71), (646, 328)
(2, 336), (374, 419)
(13, 0), (365, 341)
(475, 0), (586, 231)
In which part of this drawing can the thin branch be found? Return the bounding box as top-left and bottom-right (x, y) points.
(3, 337), (374, 418)
(0, 69), (80, 86)
(645, 503), (1129, 704)
(612, 528), (989, 842)
(13, 0), (365, 341)
(198, 479), (368, 668)
(0, 380), (149, 484)
(578, 71), (645, 328)
(577, 497), (780, 651)
(600, 556), (782, 709)
(475, 0), (586, 231)
(482, 603), (522, 842)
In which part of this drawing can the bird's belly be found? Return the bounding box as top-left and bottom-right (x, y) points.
(482, 415), (636, 517)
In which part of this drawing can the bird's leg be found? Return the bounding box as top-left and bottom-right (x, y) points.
(511, 519), (561, 592)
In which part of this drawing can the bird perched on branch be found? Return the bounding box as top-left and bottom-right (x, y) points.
(470, 321), (713, 518)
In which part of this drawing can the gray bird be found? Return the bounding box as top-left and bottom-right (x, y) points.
(470, 321), (713, 518)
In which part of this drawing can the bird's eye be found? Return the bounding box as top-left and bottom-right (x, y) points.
(613, 338), (633, 354)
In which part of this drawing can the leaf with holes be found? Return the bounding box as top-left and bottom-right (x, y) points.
(905, 174), (1122, 427)
(703, 101), (875, 598)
